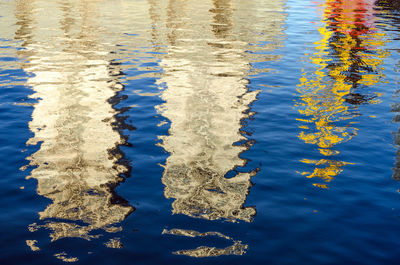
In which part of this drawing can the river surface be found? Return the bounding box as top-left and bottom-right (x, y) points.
(1, 0), (400, 264)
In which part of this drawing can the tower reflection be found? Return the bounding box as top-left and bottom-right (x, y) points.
(158, 0), (257, 224)
(16, 0), (134, 257)
(296, 0), (387, 188)
(152, 0), (286, 256)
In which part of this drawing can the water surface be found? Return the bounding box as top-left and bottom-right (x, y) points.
(1, 0), (400, 264)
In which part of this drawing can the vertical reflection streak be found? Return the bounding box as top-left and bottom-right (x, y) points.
(17, 0), (133, 256)
(159, 0), (257, 224)
(152, 0), (287, 256)
(156, 0), (256, 256)
(296, 0), (388, 188)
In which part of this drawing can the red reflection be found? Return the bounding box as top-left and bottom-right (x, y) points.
(326, 0), (376, 36)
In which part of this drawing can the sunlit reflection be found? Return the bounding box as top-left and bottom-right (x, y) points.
(296, 0), (387, 188)
(15, 0), (134, 257)
(153, 0), (286, 256)
(155, 0), (257, 224)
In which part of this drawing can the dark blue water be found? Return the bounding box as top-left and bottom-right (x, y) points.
(1, 0), (400, 264)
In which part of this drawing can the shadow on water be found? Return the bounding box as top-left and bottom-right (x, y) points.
(295, 0), (388, 189)
(151, 0), (287, 257)
(15, 0), (134, 261)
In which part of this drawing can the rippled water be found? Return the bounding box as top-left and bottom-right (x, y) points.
(1, 0), (400, 264)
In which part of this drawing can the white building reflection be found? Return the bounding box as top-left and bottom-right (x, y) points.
(152, 0), (287, 256)
(13, 0), (139, 256)
(11, 0), (288, 259)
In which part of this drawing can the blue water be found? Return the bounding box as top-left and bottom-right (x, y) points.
(1, 0), (400, 264)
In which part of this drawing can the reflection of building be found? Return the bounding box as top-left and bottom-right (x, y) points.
(157, 1), (257, 223)
(296, 0), (387, 188)
(15, 0), (134, 256)
(153, 0), (286, 256)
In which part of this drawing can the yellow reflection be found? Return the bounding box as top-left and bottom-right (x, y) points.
(152, 0), (286, 256)
(14, 0), (135, 256)
(296, 0), (387, 187)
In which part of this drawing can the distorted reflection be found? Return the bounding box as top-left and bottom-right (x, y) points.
(153, 0), (286, 256)
(162, 229), (247, 257)
(296, 0), (387, 188)
(16, 0), (134, 255)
